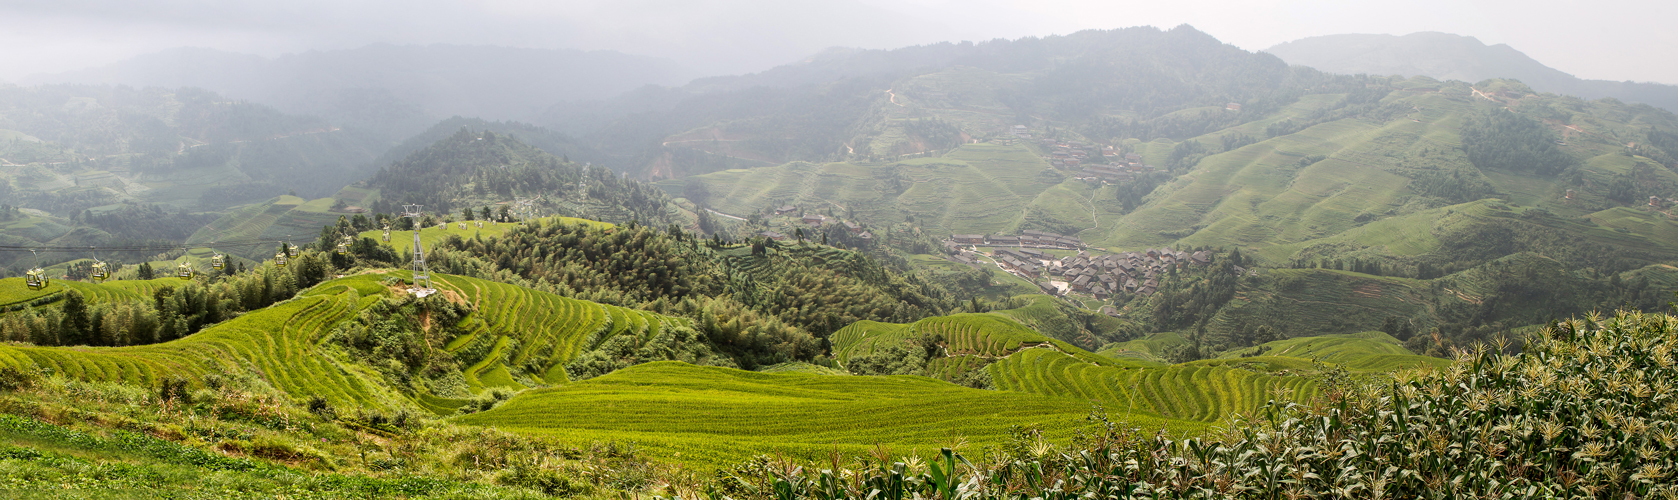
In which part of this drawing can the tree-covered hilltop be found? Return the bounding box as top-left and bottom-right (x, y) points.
(364, 127), (679, 228)
(365, 117), (607, 174)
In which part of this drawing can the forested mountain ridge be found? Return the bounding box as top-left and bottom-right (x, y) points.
(366, 117), (607, 174)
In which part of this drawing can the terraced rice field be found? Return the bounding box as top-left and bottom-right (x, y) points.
(0, 278), (173, 314)
(0, 272), (685, 415)
(988, 349), (1319, 423)
(456, 361), (1206, 469)
(0, 278), (62, 309)
(0, 279), (395, 408)
(428, 273), (676, 391)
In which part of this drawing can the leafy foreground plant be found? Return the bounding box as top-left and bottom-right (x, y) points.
(716, 311), (1678, 499)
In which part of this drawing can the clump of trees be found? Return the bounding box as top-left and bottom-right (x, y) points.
(1460, 110), (1577, 176)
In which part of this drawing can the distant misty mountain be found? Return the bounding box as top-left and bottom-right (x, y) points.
(24, 44), (697, 142)
(539, 25), (1307, 177)
(1266, 32), (1678, 112)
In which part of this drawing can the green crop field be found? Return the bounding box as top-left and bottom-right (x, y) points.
(454, 361), (1206, 468)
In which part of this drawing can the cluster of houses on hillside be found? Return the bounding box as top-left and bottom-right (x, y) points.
(1053, 249), (1210, 299)
(943, 225), (1213, 299)
(1040, 138), (1096, 169)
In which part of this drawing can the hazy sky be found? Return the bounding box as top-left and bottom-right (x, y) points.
(2, 0), (1673, 84)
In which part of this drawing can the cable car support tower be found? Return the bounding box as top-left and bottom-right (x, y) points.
(402, 204), (435, 297)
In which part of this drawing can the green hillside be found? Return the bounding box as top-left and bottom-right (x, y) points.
(454, 361), (1206, 468)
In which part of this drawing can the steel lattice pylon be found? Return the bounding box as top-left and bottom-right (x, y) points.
(401, 204), (434, 296)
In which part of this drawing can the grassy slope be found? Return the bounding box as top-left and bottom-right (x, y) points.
(455, 361), (1205, 468)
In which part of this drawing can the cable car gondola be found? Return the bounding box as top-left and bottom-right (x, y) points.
(25, 267), (49, 290)
(211, 253), (226, 270)
(175, 261), (194, 280)
(287, 244), (300, 258)
(382, 224), (391, 242)
(274, 251), (288, 267)
(88, 248), (110, 281)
